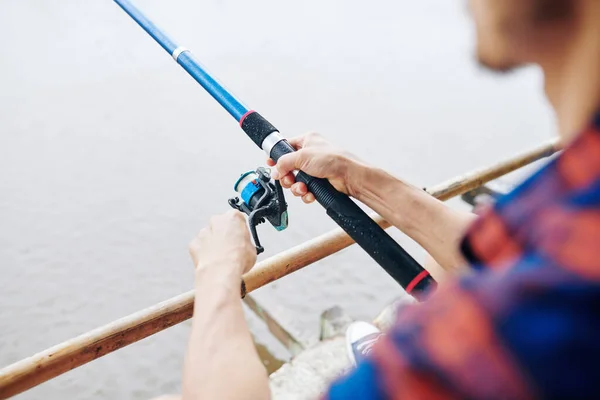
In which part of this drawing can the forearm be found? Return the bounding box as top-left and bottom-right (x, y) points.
(182, 266), (270, 400)
(352, 164), (475, 274)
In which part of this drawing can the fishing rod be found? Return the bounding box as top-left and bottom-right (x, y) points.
(112, 0), (436, 299)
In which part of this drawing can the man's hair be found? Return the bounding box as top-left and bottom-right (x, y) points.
(533, 0), (574, 23)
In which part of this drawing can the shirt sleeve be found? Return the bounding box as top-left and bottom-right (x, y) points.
(324, 263), (600, 400)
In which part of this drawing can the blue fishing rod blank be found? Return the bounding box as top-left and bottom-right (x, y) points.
(114, 0), (248, 121)
(113, 0), (436, 299)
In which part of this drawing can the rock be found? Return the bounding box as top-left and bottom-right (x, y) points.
(373, 293), (416, 331)
(319, 306), (353, 341)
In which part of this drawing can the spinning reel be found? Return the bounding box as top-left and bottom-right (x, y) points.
(228, 167), (288, 254)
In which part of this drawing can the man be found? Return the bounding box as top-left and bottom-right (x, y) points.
(174, 0), (600, 398)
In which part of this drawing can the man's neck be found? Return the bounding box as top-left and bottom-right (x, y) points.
(542, 2), (600, 143)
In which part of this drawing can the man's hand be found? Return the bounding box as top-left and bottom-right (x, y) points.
(183, 210), (270, 400)
(270, 132), (473, 274)
(189, 210), (256, 276)
(267, 132), (366, 203)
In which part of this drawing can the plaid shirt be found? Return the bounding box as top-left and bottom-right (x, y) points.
(326, 113), (600, 400)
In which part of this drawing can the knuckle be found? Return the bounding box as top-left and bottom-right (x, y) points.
(188, 239), (196, 252)
(241, 229), (251, 242)
(305, 131), (322, 142)
(231, 210), (245, 221)
(279, 153), (294, 165)
(189, 236), (201, 251)
(292, 150), (308, 167)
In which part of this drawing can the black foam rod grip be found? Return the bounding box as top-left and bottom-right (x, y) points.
(268, 138), (436, 300)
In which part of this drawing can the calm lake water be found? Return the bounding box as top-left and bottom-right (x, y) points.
(0, 0), (554, 398)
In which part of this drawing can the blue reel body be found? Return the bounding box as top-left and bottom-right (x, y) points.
(229, 167), (288, 254)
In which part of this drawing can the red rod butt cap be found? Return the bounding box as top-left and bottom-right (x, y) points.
(405, 270), (430, 295)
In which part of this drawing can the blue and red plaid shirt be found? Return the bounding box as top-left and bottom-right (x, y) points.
(326, 113), (600, 400)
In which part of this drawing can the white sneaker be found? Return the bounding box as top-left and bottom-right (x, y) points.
(345, 321), (383, 367)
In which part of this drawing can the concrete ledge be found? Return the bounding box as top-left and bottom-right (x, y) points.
(268, 294), (415, 399)
(269, 305), (354, 399)
(270, 336), (349, 400)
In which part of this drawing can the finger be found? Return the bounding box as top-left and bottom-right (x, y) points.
(226, 209), (243, 218)
(291, 182), (308, 197)
(151, 396), (181, 400)
(225, 211), (252, 240)
(209, 215), (220, 228)
(189, 229), (208, 261)
(188, 238), (199, 255)
(273, 151), (303, 179)
(286, 134), (308, 150)
(302, 192), (315, 204)
(228, 209), (247, 226)
(281, 173), (296, 188)
(214, 210), (245, 230)
(198, 227), (209, 237)
(210, 212), (233, 230)
(270, 133), (308, 178)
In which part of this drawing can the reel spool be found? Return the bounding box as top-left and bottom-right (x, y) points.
(228, 167), (288, 254)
